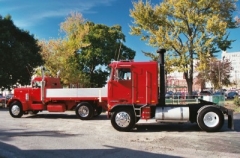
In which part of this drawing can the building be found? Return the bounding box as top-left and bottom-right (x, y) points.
(166, 64), (201, 92)
(166, 51), (240, 92)
(221, 51), (240, 89)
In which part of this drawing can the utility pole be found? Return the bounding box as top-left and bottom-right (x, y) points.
(235, 70), (238, 89)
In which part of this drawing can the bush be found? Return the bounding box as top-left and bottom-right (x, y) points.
(233, 96), (240, 107)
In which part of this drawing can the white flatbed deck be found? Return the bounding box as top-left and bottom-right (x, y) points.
(46, 88), (107, 100)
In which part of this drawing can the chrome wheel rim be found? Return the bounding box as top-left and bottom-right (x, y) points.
(78, 105), (89, 117)
(203, 112), (219, 127)
(11, 105), (20, 116)
(115, 111), (131, 127)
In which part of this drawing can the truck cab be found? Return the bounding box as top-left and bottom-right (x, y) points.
(108, 61), (158, 108)
(32, 76), (62, 89)
(7, 75), (62, 117)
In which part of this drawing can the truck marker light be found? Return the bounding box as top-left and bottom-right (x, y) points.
(110, 100), (119, 103)
(25, 93), (29, 101)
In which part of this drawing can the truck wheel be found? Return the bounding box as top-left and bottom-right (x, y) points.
(75, 103), (94, 120)
(94, 106), (102, 117)
(111, 108), (135, 132)
(197, 107), (224, 132)
(9, 102), (23, 118)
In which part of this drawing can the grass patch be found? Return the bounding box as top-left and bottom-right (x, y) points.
(224, 100), (240, 113)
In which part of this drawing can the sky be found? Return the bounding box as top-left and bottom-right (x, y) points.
(1, 0), (240, 61)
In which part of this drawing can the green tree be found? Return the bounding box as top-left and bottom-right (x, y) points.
(79, 22), (135, 87)
(0, 15), (43, 90)
(130, 0), (237, 95)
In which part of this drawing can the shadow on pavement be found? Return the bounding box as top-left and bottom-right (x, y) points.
(0, 141), (179, 158)
(24, 113), (109, 120)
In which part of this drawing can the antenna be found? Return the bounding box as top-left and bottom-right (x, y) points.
(26, 65), (31, 76)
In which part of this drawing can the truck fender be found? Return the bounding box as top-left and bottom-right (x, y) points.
(76, 102), (91, 108)
(7, 99), (20, 108)
(108, 104), (136, 120)
(109, 104), (134, 113)
(197, 105), (220, 114)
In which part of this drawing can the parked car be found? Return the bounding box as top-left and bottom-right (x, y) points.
(199, 90), (212, 96)
(213, 91), (224, 96)
(165, 91), (174, 99)
(6, 94), (14, 103)
(0, 94), (6, 107)
(173, 92), (183, 99)
(192, 91), (199, 98)
(226, 91), (238, 99)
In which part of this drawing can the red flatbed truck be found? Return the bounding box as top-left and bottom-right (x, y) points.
(7, 68), (108, 120)
(107, 49), (234, 132)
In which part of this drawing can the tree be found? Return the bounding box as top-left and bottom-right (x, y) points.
(38, 12), (91, 87)
(130, 0), (237, 95)
(39, 12), (136, 88)
(38, 39), (90, 87)
(79, 22), (135, 87)
(0, 15), (43, 90)
(196, 57), (233, 90)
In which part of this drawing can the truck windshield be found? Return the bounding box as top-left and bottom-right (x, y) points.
(32, 81), (41, 88)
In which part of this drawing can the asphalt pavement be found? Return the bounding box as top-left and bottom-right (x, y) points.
(0, 108), (240, 158)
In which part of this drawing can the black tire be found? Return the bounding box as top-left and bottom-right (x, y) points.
(94, 106), (102, 117)
(0, 100), (4, 108)
(9, 102), (23, 118)
(111, 108), (135, 132)
(75, 103), (94, 120)
(197, 107), (224, 132)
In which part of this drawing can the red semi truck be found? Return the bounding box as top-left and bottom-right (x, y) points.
(107, 49), (234, 132)
(7, 67), (108, 120)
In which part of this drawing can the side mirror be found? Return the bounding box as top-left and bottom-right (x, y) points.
(114, 76), (119, 81)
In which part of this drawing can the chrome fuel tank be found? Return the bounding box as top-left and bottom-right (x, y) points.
(155, 106), (189, 122)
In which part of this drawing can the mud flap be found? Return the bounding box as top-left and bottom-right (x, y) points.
(219, 106), (234, 130)
(227, 109), (234, 130)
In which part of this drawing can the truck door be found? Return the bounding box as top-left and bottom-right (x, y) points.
(31, 81), (42, 102)
(108, 68), (132, 104)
